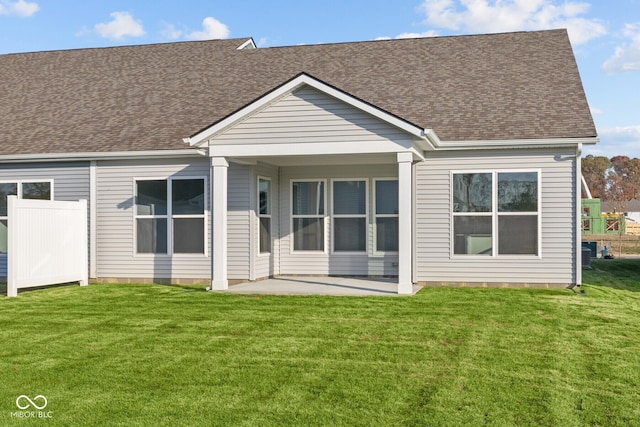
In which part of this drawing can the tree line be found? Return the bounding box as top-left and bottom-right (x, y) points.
(582, 155), (640, 212)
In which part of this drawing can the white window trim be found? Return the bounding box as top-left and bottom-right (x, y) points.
(450, 169), (541, 258)
(0, 180), (54, 257)
(0, 179), (55, 200)
(134, 178), (169, 257)
(331, 178), (368, 254)
(290, 179), (327, 254)
(373, 177), (399, 256)
(257, 176), (272, 256)
(133, 176), (208, 257)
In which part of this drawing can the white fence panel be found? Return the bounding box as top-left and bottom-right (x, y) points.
(7, 196), (88, 297)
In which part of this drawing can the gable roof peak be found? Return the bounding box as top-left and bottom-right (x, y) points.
(186, 72), (431, 146)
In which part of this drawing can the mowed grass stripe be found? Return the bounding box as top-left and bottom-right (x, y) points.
(1, 260), (639, 426)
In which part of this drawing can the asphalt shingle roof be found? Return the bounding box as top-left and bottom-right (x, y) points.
(0, 29), (596, 156)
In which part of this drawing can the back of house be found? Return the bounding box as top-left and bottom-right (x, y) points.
(0, 29), (597, 293)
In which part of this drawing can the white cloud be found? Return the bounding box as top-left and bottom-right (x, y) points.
(95, 12), (145, 39)
(419, 0), (606, 45)
(602, 23), (640, 73)
(0, 0), (39, 17)
(584, 125), (640, 158)
(161, 22), (182, 40)
(186, 17), (230, 40)
(600, 125), (640, 142)
(590, 106), (604, 116)
(377, 30), (440, 40)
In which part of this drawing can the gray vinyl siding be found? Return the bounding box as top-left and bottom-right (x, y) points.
(415, 148), (577, 285)
(227, 163), (251, 280)
(279, 163), (399, 276)
(212, 85), (417, 279)
(95, 158), (214, 281)
(213, 86), (415, 147)
(0, 162), (90, 277)
(253, 162), (280, 279)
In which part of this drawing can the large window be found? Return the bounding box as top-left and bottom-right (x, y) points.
(374, 179), (399, 252)
(0, 181), (53, 254)
(258, 178), (271, 254)
(453, 171), (539, 256)
(332, 180), (367, 252)
(292, 180), (325, 251)
(135, 178), (206, 255)
(291, 178), (402, 254)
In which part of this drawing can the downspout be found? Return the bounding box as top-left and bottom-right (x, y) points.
(576, 143), (583, 287)
(412, 158), (419, 284)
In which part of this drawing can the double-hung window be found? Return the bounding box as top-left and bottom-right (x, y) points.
(0, 181), (53, 254)
(452, 171), (539, 256)
(374, 179), (399, 252)
(135, 178), (206, 255)
(291, 180), (325, 251)
(332, 180), (367, 252)
(258, 178), (271, 254)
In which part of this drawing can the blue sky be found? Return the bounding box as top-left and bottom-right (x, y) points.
(1, 0), (639, 158)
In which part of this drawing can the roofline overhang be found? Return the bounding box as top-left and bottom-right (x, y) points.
(183, 72), (431, 148)
(0, 149), (204, 164)
(0, 137), (596, 164)
(430, 137), (598, 151)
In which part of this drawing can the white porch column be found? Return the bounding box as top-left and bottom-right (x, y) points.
(397, 152), (414, 294)
(210, 157), (229, 290)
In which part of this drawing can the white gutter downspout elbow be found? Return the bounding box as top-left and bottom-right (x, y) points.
(422, 129), (441, 150)
(183, 137), (209, 157)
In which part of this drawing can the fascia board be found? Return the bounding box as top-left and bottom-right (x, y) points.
(208, 140), (416, 157)
(432, 137), (599, 151)
(0, 149), (204, 164)
(184, 73), (429, 147)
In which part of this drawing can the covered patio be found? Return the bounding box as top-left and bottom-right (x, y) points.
(224, 276), (422, 296)
(184, 74), (439, 295)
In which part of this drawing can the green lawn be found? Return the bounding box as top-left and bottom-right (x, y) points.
(1, 260), (639, 426)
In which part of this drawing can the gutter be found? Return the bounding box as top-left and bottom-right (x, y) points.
(0, 149), (205, 164)
(429, 137), (599, 151)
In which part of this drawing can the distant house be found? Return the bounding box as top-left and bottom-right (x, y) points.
(582, 199), (626, 235)
(601, 199), (640, 223)
(601, 199), (640, 236)
(0, 29), (597, 293)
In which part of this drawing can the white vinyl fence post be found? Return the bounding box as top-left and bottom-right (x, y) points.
(7, 195), (18, 297)
(79, 199), (89, 286)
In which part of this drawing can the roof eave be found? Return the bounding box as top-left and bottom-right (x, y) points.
(0, 148), (205, 163)
(430, 136), (598, 151)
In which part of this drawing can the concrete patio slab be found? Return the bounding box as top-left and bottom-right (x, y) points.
(222, 276), (421, 296)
